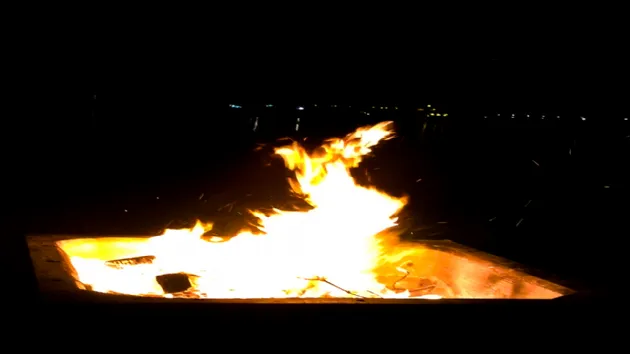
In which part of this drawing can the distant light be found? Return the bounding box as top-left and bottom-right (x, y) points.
(443, 113), (448, 117)
(625, 117), (628, 121)
(527, 114), (530, 118)
(297, 106), (304, 110)
(430, 113), (435, 116)
(581, 116), (586, 121)
(436, 113), (441, 116)
(296, 117), (300, 122)
(295, 123), (300, 131)
(427, 104), (431, 108)
(557, 116), (560, 119)
(484, 116), (487, 119)
(541, 115), (545, 119)
(229, 104), (242, 109)
(253, 117), (259, 131)
(265, 104), (274, 107)
(497, 114), (500, 117)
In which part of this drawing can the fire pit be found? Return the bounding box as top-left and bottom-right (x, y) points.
(28, 235), (573, 302)
(27, 121), (574, 303)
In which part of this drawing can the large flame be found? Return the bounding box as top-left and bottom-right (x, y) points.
(65, 121), (439, 299)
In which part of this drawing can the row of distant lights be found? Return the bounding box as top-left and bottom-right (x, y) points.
(484, 113), (564, 120)
(299, 105), (399, 110)
(235, 106), (628, 121)
(483, 114), (628, 121)
(232, 104), (401, 110)
(234, 104), (400, 117)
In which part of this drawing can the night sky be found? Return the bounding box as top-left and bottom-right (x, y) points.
(8, 48), (629, 301)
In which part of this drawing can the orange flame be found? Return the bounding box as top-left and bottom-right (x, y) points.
(65, 121), (441, 299)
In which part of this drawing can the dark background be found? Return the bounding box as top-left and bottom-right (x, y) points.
(8, 50), (629, 299)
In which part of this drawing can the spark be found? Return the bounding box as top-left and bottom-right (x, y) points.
(516, 218), (524, 227)
(532, 160), (540, 167)
(199, 193), (205, 200)
(217, 201), (237, 211)
(524, 200), (532, 208)
(416, 178), (423, 183)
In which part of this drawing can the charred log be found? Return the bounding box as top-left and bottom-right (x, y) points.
(156, 273), (193, 294)
(105, 256), (156, 269)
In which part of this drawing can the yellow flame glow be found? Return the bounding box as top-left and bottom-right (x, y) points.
(64, 121), (442, 299)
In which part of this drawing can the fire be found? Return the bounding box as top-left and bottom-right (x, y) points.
(62, 121), (442, 299)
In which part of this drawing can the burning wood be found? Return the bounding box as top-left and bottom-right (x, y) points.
(105, 256), (156, 269)
(55, 121), (444, 299)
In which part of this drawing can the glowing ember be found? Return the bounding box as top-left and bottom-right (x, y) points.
(62, 121), (443, 299)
